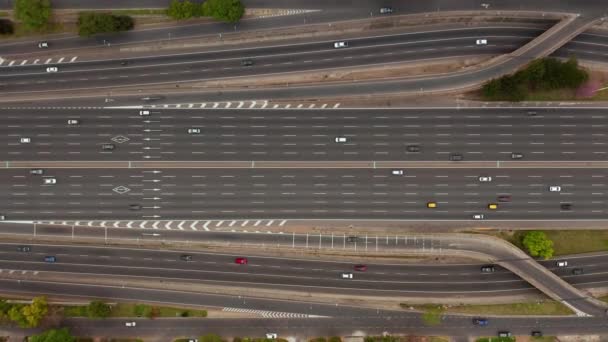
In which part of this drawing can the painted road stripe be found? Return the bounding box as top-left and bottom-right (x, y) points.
(70, 57), (78, 62)
(20, 60), (27, 66)
(33, 59), (40, 64)
(58, 57), (65, 63)
(165, 221), (172, 230)
(279, 220), (287, 226)
(8, 61), (15, 66)
(254, 220), (261, 226)
(178, 221), (185, 230)
(44, 58), (52, 64)
(153, 221), (159, 229)
(333, 103), (341, 108)
(250, 101), (257, 108)
(242, 220), (249, 226)
(266, 220), (274, 226)
(213, 102), (219, 109)
(237, 101), (244, 108)
(203, 221), (210, 231)
(190, 220), (199, 230)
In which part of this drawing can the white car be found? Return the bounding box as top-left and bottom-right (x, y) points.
(549, 186), (561, 192)
(46, 67), (58, 73)
(265, 334), (278, 339)
(20, 137), (31, 144)
(139, 110), (150, 116)
(187, 128), (201, 134)
(340, 272), (353, 279)
(391, 169), (404, 176)
(43, 178), (57, 185)
(472, 214), (484, 220)
(38, 41), (49, 48)
(125, 321), (136, 327)
(556, 261), (568, 267)
(67, 119), (80, 125)
(334, 41), (348, 48)
(335, 136), (347, 143)
(478, 176), (492, 182)
(476, 39), (487, 45)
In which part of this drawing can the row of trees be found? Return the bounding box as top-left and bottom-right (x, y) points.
(482, 57), (588, 101)
(0, 296), (48, 328)
(168, 0), (244, 23)
(14, 0), (51, 31)
(77, 12), (134, 36)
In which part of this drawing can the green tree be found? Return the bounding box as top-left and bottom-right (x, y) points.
(328, 337), (342, 342)
(29, 328), (75, 342)
(77, 12), (134, 37)
(8, 305), (28, 327)
(202, 0), (244, 23)
(87, 300), (111, 318)
(22, 296), (48, 327)
(309, 338), (326, 342)
(523, 231), (554, 259)
(14, 0), (51, 31)
(167, 0), (200, 19)
(421, 305), (444, 326)
(201, 334), (224, 342)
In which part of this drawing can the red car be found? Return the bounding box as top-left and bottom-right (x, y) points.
(354, 264), (367, 272)
(235, 257), (248, 265)
(497, 195), (512, 202)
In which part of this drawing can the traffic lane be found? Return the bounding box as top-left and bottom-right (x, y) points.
(0, 258), (537, 296)
(0, 41), (522, 93)
(2, 107), (608, 161)
(1, 168), (605, 220)
(0, 245), (525, 284)
(0, 27), (545, 74)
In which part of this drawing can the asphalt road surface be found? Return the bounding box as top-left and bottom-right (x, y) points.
(0, 27), (538, 94)
(0, 167), (605, 220)
(0, 243), (605, 299)
(1, 107), (606, 162)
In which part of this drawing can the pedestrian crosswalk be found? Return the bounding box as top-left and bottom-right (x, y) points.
(0, 56), (78, 67)
(222, 307), (326, 318)
(35, 219), (288, 231)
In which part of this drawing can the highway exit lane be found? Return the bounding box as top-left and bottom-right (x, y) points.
(1, 107), (607, 161)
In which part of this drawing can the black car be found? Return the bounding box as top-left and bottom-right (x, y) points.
(560, 203), (572, 211)
(480, 265), (495, 273)
(472, 318), (488, 326)
(101, 143), (115, 151)
(572, 268), (584, 275)
(498, 332), (512, 338)
(129, 204), (142, 210)
(241, 59), (254, 66)
(531, 331), (543, 337)
(17, 246), (32, 252)
(406, 145), (420, 152)
(379, 7), (394, 14)
(180, 254), (193, 261)
(449, 153), (463, 161)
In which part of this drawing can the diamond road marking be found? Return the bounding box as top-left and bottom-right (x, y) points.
(111, 135), (130, 144)
(112, 186), (131, 194)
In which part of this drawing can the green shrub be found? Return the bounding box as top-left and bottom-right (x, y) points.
(14, 0), (51, 31)
(167, 0), (201, 19)
(482, 57), (588, 101)
(87, 300), (111, 318)
(202, 0), (244, 22)
(29, 328), (75, 342)
(523, 231), (554, 259)
(77, 12), (134, 37)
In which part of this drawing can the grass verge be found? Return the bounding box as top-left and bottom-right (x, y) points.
(62, 302), (207, 318)
(401, 300), (573, 316)
(77, 339), (143, 342)
(0, 11), (9, 17)
(495, 230), (608, 256)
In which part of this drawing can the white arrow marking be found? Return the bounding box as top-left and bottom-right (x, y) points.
(213, 103), (219, 109)
(249, 101), (257, 109)
(178, 221), (185, 230)
(226, 102), (231, 108)
(203, 221), (210, 231)
(190, 221), (198, 230)
(113, 221), (120, 228)
(140, 221), (148, 228)
(164, 221), (172, 230)
(262, 101), (268, 108)
(127, 221), (134, 228)
(153, 221), (159, 229)
(237, 102), (244, 108)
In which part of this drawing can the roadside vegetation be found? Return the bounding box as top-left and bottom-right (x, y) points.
(14, 0), (51, 31)
(0, 296), (48, 328)
(77, 12), (134, 36)
(481, 57), (588, 101)
(62, 301), (207, 318)
(522, 231), (554, 259)
(167, 0), (244, 23)
(29, 328), (75, 342)
(476, 338), (514, 342)
(497, 230), (608, 256)
(401, 300), (572, 316)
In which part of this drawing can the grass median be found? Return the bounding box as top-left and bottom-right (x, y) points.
(494, 230), (608, 256)
(401, 300), (573, 316)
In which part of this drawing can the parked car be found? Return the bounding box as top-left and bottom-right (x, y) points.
(0, 215), (5, 220)
(346, 236), (358, 243)
(498, 332), (512, 338)
(531, 331), (543, 337)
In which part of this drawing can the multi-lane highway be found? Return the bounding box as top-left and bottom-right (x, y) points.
(0, 167), (605, 220)
(1, 107), (607, 161)
(1, 242), (608, 303)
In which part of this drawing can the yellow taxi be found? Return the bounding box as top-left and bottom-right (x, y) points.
(427, 202), (437, 208)
(488, 203), (498, 210)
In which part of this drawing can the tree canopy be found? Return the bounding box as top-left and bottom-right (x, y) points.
(167, 0), (244, 23)
(522, 231), (554, 259)
(14, 0), (52, 31)
(77, 12), (134, 37)
(87, 300), (111, 318)
(29, 328), (75, 342)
